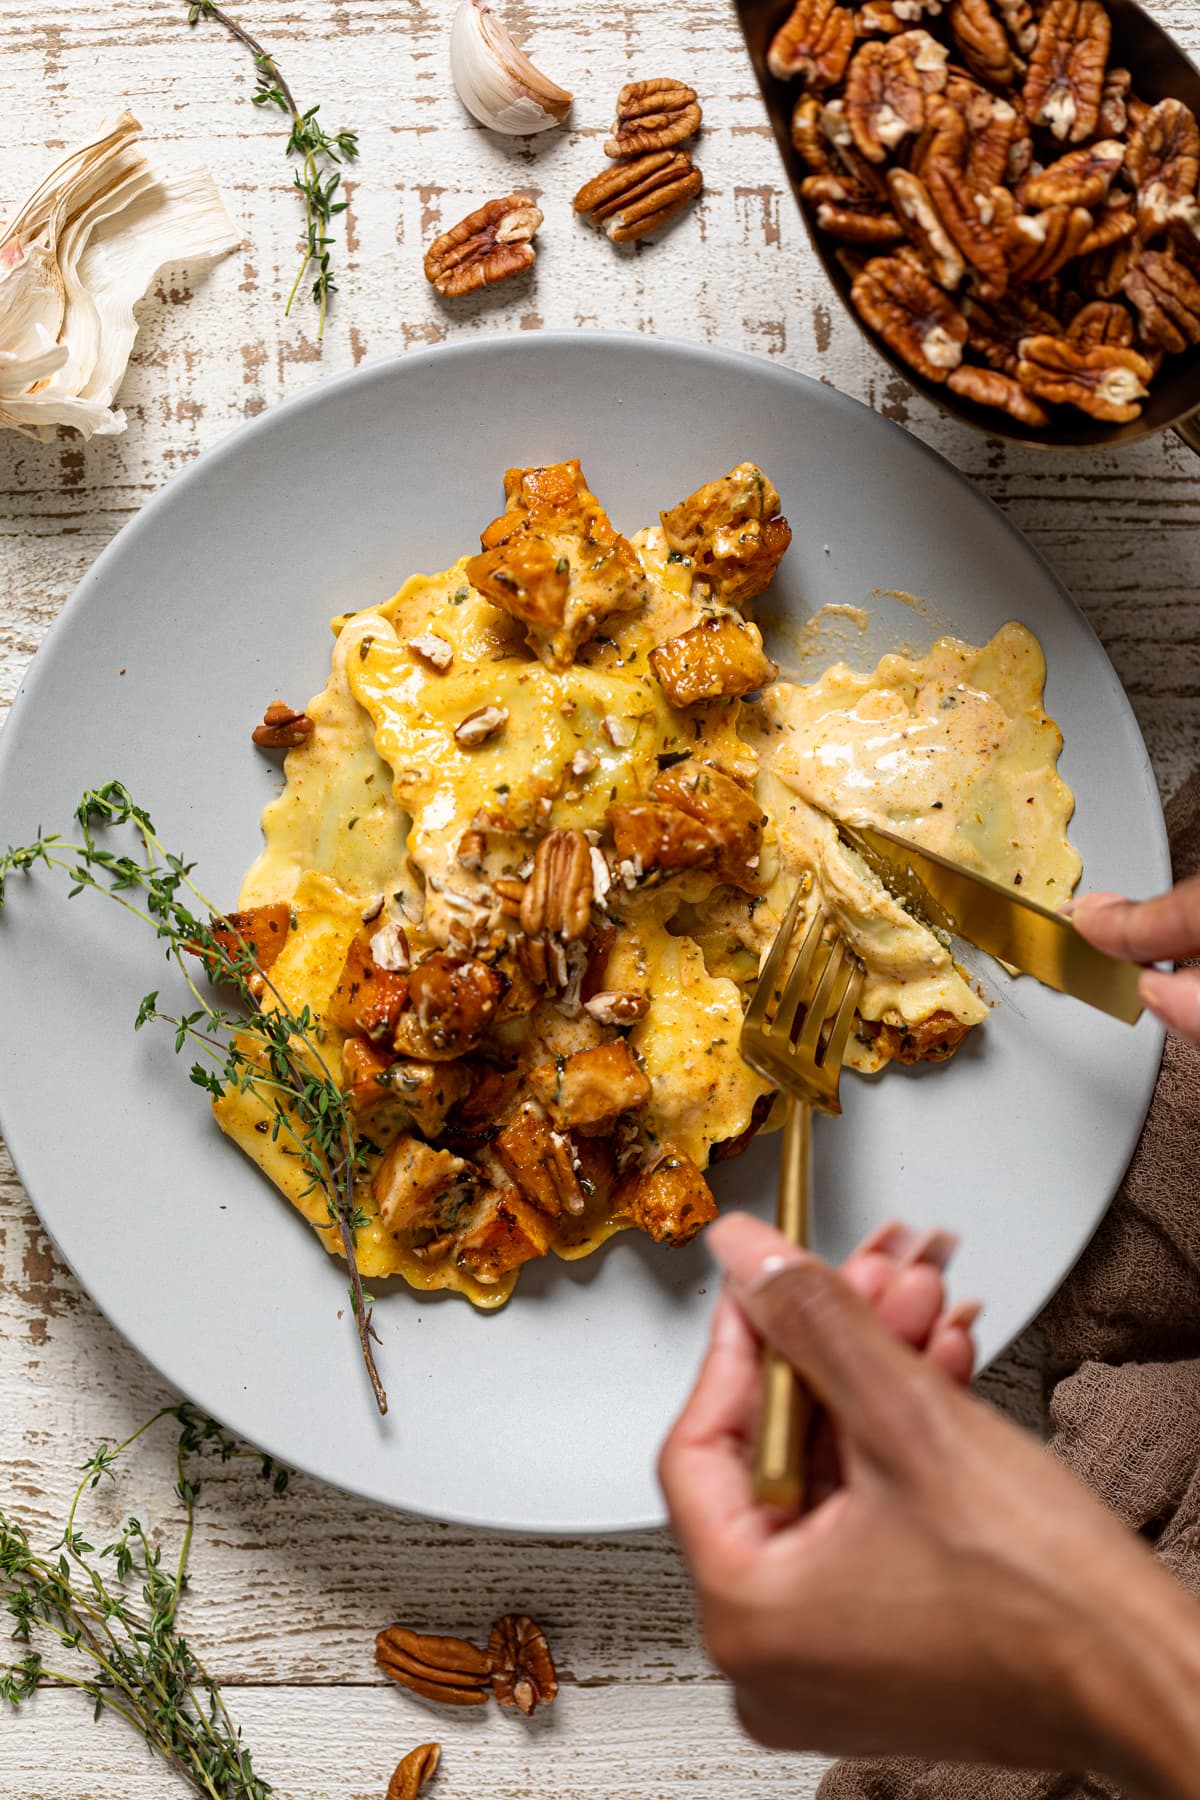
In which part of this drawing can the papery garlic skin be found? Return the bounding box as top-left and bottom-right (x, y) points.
(0, 111), (240, 441)
(449, 0), (572, 136)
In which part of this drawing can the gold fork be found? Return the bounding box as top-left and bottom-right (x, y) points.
(738, 882), (866, 1510)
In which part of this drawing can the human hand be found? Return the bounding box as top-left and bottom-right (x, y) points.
(660, 1212), (1200, 1795)
(1070, 875), (1200, 1043)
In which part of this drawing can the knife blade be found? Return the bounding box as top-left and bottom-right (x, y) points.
(838, 820), (1144, 1025)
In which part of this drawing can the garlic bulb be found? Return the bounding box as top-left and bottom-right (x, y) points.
(0, 111), (240, 440)
(449, 0), (573, 136)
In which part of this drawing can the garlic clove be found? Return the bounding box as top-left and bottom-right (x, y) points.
(449, 0), (572, 137)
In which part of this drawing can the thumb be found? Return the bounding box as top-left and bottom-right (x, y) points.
(709, 1213), (947, 1465)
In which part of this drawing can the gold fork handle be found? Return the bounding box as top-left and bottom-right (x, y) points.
(752, 1096), (812, 1511)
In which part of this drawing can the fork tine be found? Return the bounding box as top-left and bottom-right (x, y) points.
(743, 879), (807, 1035)
(795, 939), (848, 1058)
(825, 961), (866, 1073)
(770, 909), (827, 1038)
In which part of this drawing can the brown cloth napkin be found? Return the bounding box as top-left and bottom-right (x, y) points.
(817, 771), (1200, 1800)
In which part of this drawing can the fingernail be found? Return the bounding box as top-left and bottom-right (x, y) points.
(1060, 890), (1123, 919)
(899, 1227), (959, 1271)
(859, 1219), (919, 1260)
(709, 1221), (806, 1294)
(941, 1297), (982, 1330)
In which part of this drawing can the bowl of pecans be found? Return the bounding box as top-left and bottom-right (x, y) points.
(736, 0), (1200, 449)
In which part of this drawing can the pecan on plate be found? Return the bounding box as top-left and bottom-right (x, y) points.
(1016, 333), (1154, 421)
(803, 172), (907, 244)
(767, 0), (856, 90)
(520, 828), (594, 942)
(573, 150), (702, 243)
(454, 704), (509, 747)
(387, 1744), (440, 1800)
(947, 362), (1050, 424)
(605, 78), (702, 158)
(946, 0), (1032, 89)
(845, 32), (948, 163)
(850, 253), (967, 380)
(584, 989), (651, 1026)
(1006, 204), (1094, 284)
(887, 168), (965, 287)
(1024, 140), (1124, 209)
(1125, 99), (1200, 238)
(424, 195), (542, 297)
(1022, 0), (1110, 144)
(1065, 298), (1135, 348)
(252, 700), (314, 749)
(1122, 248), (1200, 355)
(376, 1627), (492, 1706)
(488, 1615), (558, 1716)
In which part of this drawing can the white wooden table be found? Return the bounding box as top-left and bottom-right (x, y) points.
(2, 0), (1199, 1794)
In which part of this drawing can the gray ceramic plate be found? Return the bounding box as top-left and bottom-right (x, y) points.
(0, 333), (1167, 1533)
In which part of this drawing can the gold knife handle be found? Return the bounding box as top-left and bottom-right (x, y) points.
(753, 1097), (812, 1510)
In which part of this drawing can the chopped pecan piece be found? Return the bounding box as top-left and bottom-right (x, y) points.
(328, 937), (409, 1042)
(946, 0), (1028, 88)
(388, 1744), (440, 1800)
(457, 826), (486, 871)
(862, 1008), (972, 1063)
(573, 150), (703, 242)
(1065, 298), (1135, 348)
(1022, 0), (1110, 144)
(1016, 333), (1153, 421)
(845, 33), (948, 163)
(494, 1104), (585, 1215)
(424, 195), (542, 297)
(252, 700), (314, 749)
(1122, 249), (1200, 355)
(396, 953), (505, 1058)
(528, 1040), (652, 1130)
(767, 0), (857, 90)
(520, 828), (593, 942)
(659, 463), (792, 605)
(376, 1628), (491, 1707)
(803, 172), (907, 243)
(1006, 204), (1094, 284)
(455, 1187), (556, 1282)
(373, 1136), (474, 1243)
(850, 254), (967, 380)
(651, 758), (767, 891)
(947, 363), (1050, 424)
(583, 989), (651, 1026)
(650, 615), (776, 708)
(1126, 99), (1200, 238)
(1024, 140), (1124, 209)
(605, 78), (702, 157)
(409, 631), (454, 671)
(608, 801), (719, 878)
(887, 168), (965, 288)
(454, 704), (509, 748)
(489, 1614), (558, 1716)
(612, 1152), (718, 1246)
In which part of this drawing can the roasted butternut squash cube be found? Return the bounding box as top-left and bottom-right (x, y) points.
(612, 1153), (718, 1246)
(652, 759), (767, 891)
(455, 1188), (556, 1283)
(373, 1135), (474, 1243)
(197, 903), (292, 988)
(649, 616), (776, 708)
(394, 953), (505, 1060)
(528, 1040), (651, 1130)
(465, 537), (570, 629)
(327, 937), (409, 1043)
(660, 463), (792, 606)
(863, 1009), (972, 1065)
(494, 1104), (585, 1216)
(608, 801), (718, 876)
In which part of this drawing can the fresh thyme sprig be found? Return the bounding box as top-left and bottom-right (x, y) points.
(184, 0), (358, 338)
(0, 783), (388, 1413)
(0, 1404), (284, 1799)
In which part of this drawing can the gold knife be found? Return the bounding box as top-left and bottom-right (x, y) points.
(838, 821), (1144, 1025)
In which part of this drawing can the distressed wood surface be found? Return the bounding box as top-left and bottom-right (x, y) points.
(1, 0), (1197, 1794)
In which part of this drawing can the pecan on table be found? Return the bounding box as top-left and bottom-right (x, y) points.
(1122, 248), (1200, 355)
(387, 1744), (440, 1800)
(573, 150), (702, 243)
(424, 195), (542, 297)
(520, 828), (594, 942)
(1125, 99), (1200, 238)
(605, 78), (701, 158)
(767, 0), (856, 90)
(1022, 0), (1110, 143)
(1016, 333), (1154, 421)
(1006, 203), (1094, 283)
(488, 1614), (559, 1716)
(946, 0), (1032, 90)
(1024, 139), (1124, 209)
(851, 253), (968, 380)
(947, 362), (1050, 424)
(1065, 297), (1135, 347)
(251, 700), (314, 749)
(803, 172), (907, 244)
(376, 1627), (492, 1707)
(845, 32), (948, 163)
(888, 168), (965, 287)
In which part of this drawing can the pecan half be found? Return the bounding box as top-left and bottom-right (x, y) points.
(1077, 202), (1136, 258)
(1022, 0), (1110, 144)
(858, 0), (907, 32)
(960, 86), (1021, 192)
(888, 167), (965, 287)
(792, 94), (835, 170)
(488, 1615), (558, 1716)
(946, 0), (1030, 88)
(922, 160), (1010, 297)
(573, 150), (702, 242)
(520, 828), (593, 941)
(850, 252), (967, 379)
(1024, 140), (1124, 209)
(388, 1744), (440, 1800)
(845, 33), (948, 162)
(963, 290), (1061, 372)
(424, 196), (542, 298)
(1016, 333), (1153, 420)
(605, 78), (701, 157)
(768, 0), (857, 89)
(1122, 248), (1200, 355)
(584, 989), (651, 1026)
(1097, 64), (1131, 137)
(947, 362), (1050, 424)
(1125, 99), (1200, 239)
(1078, 222), (1142, 296)
(376, 1628), (491, 1707)
(804, 172), (907, 243)
(1065, 298), (1135, 347)
(252, 700), (314, 749)
(1006, 204), (1094, 284)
